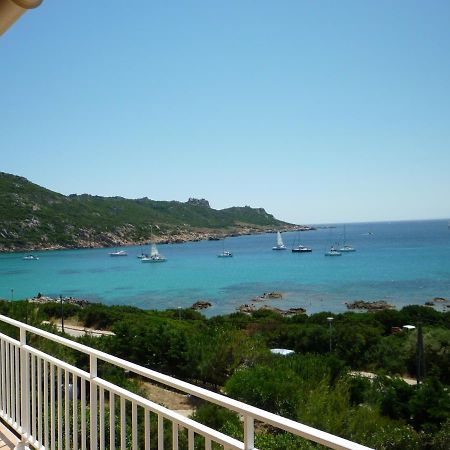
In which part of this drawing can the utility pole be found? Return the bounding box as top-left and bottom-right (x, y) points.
(60, 295), (65, 334)
(416, 321), (425, 384)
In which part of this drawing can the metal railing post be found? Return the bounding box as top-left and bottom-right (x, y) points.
(19, 327), (29, 441)
(244, 415), (254, 450)
(90, 354), (98, 450)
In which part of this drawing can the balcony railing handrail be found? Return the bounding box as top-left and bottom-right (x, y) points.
(0, 314), (373, 450)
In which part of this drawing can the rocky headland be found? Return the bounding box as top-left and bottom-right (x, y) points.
(0, 172), (313, 252)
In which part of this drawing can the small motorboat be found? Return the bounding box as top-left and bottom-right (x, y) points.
(109, 250), (128, 257)
(218, 250), (233, 258)
(23, 255), (39, 260)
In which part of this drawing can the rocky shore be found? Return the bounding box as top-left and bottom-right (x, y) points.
(28, 294), (91, 307)
(345, 300), (394, 311)
(0, 224), (314, 253)
(237, 304), (306, 316)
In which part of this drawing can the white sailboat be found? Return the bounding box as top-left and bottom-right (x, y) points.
(272, 231), (286, 250)
(218, 238), (233, 257)
(325, 246), (341, 256)
(142, 227), (166, 263)
(141, 243), (166, 263)
(339, 225), (355, 252)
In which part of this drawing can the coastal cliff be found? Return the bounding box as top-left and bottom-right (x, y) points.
(0, 172), (311, 251)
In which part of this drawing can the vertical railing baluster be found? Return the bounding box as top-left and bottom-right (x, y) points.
(158, 415), (164, 450)
(10, 342), (15, 425)
(89, 355), (98, 450)
(120, 397), (127, 450)
(50, 363), (56, 450)
(20, 327), (30, 441)
(132, 402), (137, 450)
(31, 354), (36, 441)
(81, 378), (86, 450)
(120, 397), (126, 450)
(205, 437), (212, 450)
(109, 392), (115, 450)
(0, 340), (4, 415)
(15, 345), (20, 428)
(144, 409), (150, 450)
(44, 361), (49, 448)
(244, 415), (255, 450)
(188, 429), (194, 450)
(172, 421), (179, 450)
(99, 387), (105, 450)
(6, 342), (10, 421)
(73, 374), (78, 450)
(37, 357), (42, 447)
(57, 367), (62, 450)
(65, 370), (70, 450)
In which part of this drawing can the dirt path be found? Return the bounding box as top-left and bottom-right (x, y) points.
(140, 381), (201, 417)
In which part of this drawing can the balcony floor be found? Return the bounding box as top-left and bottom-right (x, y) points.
(0, 422), (18, 450)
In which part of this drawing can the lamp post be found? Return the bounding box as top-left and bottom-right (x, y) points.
(327, 317), (334, 352)
(416, 321), (425, 385)
(10, 288), (14, 301)
(178, 306), (182, 321)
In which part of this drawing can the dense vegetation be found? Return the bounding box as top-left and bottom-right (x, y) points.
(0, 172), (292, 251)
(0, 301), (449, 449)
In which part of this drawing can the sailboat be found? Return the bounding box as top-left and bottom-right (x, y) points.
(141, 227), (166, 263)
(218, 238), (233, 257)
(291, 232), (312, 253)
(325, 246), (341, 256)
(338, 225), (355, 252)
(272, 231), (287, 250)
(141, 243), (166, 263)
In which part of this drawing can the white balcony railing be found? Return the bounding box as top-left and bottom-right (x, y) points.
(0, 314), (372, 450)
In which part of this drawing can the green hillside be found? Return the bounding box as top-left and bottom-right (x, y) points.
(0, 172), (302, 251)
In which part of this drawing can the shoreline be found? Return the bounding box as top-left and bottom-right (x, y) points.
(0, 224), (314, 253)
(10, 294), (450, 317)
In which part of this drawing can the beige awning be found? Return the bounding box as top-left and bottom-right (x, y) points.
(0, 0), (43, 36)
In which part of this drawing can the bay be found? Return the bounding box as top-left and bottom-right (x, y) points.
(1, 219), (449, 316)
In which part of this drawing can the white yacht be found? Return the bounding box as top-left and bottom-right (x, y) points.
(109, 250), (127, 257)
(23, 255), (39, 260)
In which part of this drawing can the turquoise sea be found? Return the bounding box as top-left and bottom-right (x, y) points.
(1, 219), (449, 316)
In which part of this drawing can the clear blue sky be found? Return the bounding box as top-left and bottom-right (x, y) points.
(2, 1), (450, 224)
